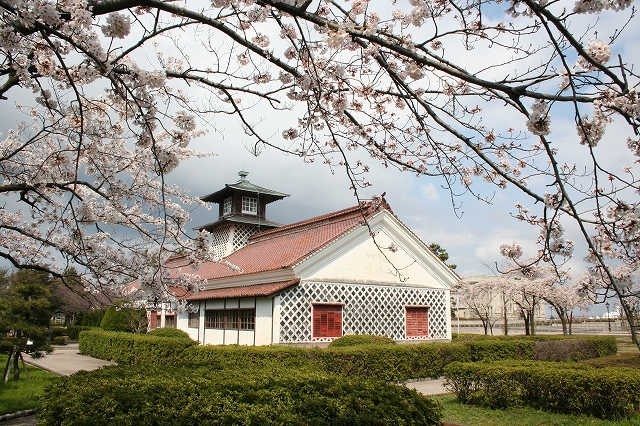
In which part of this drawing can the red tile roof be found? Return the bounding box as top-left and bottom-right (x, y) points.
(186, 279), (300, 301)
(164, 200), (387, 281)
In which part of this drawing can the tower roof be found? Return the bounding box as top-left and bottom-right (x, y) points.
(200, 170), (289, 204)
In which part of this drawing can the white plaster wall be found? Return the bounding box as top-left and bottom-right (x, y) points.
(204, 328), (224, 345)
(226, 298), (240, 309)
(176, 313), (198, 340)
(272, 296), (281, 344)
(240, 298), (256, 308)
(198, 302), (205, 344)
(206, 300), (225, 309)
(238, 330), (254, 345)
(254, 298), (273, 346)
(306, 231), (444, 288)
(224, 329), (239, 344)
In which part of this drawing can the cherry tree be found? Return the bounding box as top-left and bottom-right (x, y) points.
(543, 276), (590, 335)
(1, 0), (639, 346)
(457, 277), (502, 334)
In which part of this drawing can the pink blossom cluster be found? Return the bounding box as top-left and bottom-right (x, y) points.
(577, 39), (612, 71)
(526, 100), (551, 136)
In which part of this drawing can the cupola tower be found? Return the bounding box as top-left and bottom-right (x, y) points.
(195, 171), (289, 258)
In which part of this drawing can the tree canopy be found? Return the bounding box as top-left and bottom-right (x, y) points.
(0, 0), (638, 346)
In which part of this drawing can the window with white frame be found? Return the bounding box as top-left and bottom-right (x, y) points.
(241, 197), (257, 214)
(223, 198), (232, 216)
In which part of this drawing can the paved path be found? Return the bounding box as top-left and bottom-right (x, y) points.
(406, 378), (448, 395)
(23, 342), (115, 376)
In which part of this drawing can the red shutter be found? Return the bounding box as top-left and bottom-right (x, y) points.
(149, 311), (159, 330)
(406, 307), (429, 338)
(313, 305), (342, 338)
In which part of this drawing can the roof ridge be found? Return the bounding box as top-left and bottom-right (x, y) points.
(248, 203), (369, 243)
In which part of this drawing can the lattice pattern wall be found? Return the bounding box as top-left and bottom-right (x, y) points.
(279, 281), (449, 343)
(210, 224), (232, 259)
(232, 223), (258, 251)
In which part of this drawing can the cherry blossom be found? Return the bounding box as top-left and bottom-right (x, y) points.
(0, 0), (638, 348)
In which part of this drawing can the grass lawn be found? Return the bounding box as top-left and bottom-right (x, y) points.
(435, 394), (640, 426)
(0, 353), (60, 416)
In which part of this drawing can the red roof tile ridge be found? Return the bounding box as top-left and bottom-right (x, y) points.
(290, 207), (386, 268)
(248, 203), (372, 242)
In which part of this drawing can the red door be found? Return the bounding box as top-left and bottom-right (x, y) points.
(313, 305), (342, 338)
(406, 307), (429, 338)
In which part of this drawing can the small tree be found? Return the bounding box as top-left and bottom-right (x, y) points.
(0, 269), (56, 381)
(100, 301), (148, 333)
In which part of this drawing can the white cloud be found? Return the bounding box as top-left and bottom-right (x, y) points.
(420, 183), (441, 202)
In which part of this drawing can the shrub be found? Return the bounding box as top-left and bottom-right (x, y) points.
(467, 339), (535, 361)
(79, 329), (197, 364)
(328, 334), (397, 347)
(99, 302), (147, 333)
(52, 336), (66, 346)
(74, 309), (105, 327)
(66, 325), (99, 340)
(0, 340), (14, 354)
(147, 327), (192, 340)
(443, 360), (640, 419)
(38, 365), (443, 426)
(49, 327), (67, 337)
(533, 336), (617, 361)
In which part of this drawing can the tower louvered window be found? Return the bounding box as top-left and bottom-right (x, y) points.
(405, 307), (429, 338)
(312, 304), (342, 338)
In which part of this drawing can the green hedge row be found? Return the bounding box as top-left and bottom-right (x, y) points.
(67, 326), (99, 340)
(443, 360), (640, 419)
(79, 330), (617, 382)
(78, 330), (197, 364)
(38, 365), (442, 426)
(328, 334), (397, 347)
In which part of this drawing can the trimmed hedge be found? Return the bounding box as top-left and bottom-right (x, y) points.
(38, 365), (443, 426)
(147, 327), (192, 339)
(182, 344), (314, 369)
(66, 325), (99, 340)
(443, 360), (640, 419)
(328, 334), (397, 347)
(78, 330), (197, 364)
(78, 330), (617, 381)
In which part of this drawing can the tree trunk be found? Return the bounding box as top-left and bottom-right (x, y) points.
(502, 293), (508, 336)
(529, 307), (535, 336)
(13, 331), (21, 381)
(568, 312), (573, 335)
(552, 305), (568, 336)
(523, 314), (530, 336)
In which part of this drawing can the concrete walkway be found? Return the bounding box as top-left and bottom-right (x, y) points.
(406, 378), (448, 395)
(23, 342), (115, 376)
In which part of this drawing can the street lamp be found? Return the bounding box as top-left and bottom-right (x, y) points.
(605, 302), (611, 333)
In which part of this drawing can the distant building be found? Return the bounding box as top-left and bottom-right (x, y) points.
(455, 275), (547, 321)
(150, 171), (459, 345)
